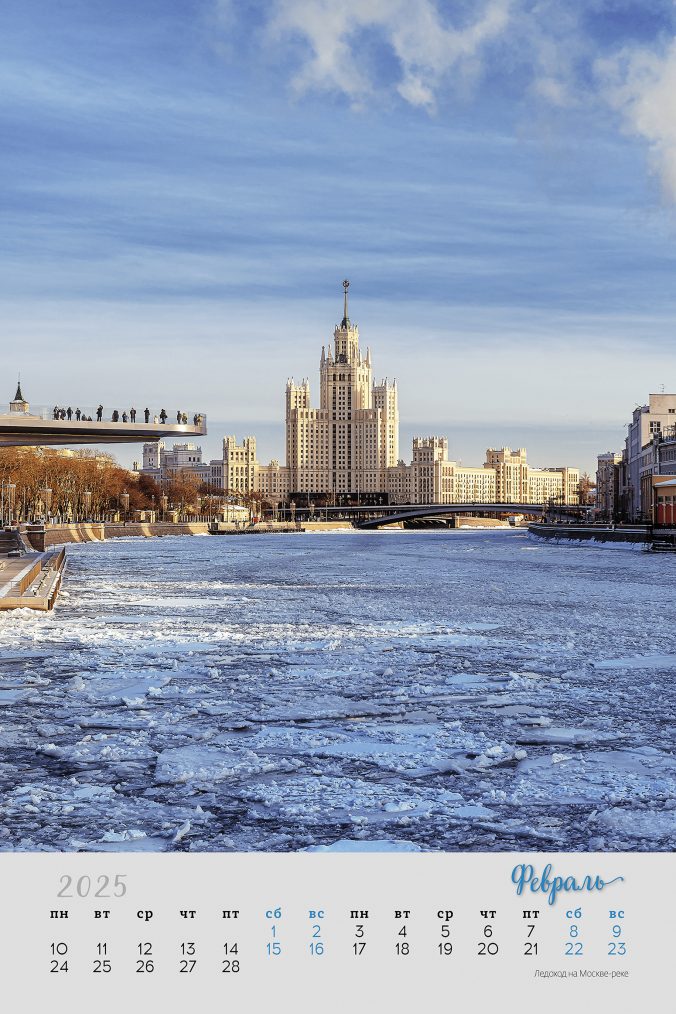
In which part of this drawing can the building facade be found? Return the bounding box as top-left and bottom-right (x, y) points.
(284, 281), (398, 501)
(622, 393), (676, 520)
(596, 451), (623, 520)
(141, 441), (205, 482)
(139, 285), (580, 508)
(597, 393), (676, 522)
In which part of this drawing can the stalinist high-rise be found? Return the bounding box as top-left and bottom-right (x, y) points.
(284, 280), (399, 501)
(142, 281), (579, 508)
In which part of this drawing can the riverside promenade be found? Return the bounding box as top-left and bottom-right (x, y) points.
(0, 530), (66, 610)
(21, 519), (357, 552)
(0, 521), (212, 610)
(0, 518), (362, 611)
(22, 521), (210, 551)
(529, 521), (676, 551)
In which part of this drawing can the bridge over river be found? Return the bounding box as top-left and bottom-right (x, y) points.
(284, 502), (589, 528)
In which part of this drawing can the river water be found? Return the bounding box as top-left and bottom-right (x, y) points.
(0, 530), (674, 852)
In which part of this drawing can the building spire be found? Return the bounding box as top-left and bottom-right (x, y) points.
(14, 376), (23, 402)
(342, 278), (350, 327)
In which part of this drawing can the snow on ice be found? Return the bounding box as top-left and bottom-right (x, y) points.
(0, 530), (673, 852)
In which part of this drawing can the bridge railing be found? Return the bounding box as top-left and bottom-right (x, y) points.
(10, 406), (207, 428)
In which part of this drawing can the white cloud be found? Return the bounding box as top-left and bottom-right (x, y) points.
(266, 0), (512, 110)
(598, 38), (676, 200)
(216, 1), (676, 203)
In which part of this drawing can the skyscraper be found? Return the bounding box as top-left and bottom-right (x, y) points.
(283, 281), (398, 501)
(141, 283), (580, 508)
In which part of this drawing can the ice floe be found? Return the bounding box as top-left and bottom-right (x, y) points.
(0, 530), (673, 852)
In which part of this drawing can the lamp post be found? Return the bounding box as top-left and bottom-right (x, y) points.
(309, 501), (315, 521)
(120, 490), (130, 524)
(40, 486), (53, 522)
(1, 480), (16, 527)
(8, 483), (15, 525)
(160, 494), (168, 521)
(83, 490), (92, 520)
(290, 500), (296, 525)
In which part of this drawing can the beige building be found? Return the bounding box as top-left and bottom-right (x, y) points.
(140, 440), (219, 489)
(389, 437), (497, 505)
(223, 435), (257, 495)
(485, 447), (528, 501)
(526, 466), (576, 505)
(596, 451), (623, 520)
(381, 439), (575, 506)
(256, 459), (291, 503)
(623, 393), (676, 519)
(283, 280), (398, 500)
(141, 441), (204, 481)
(482, 447), (578, 506)
(140, 285), (579, 508)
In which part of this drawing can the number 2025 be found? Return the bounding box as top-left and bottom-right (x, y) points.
(58, 875), (127, 898)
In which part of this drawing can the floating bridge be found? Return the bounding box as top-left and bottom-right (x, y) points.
(0, 384), (206, 447)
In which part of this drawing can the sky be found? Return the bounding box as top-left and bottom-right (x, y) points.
(4, 0), (676, 473)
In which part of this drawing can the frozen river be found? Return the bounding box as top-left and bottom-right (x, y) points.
(0, 529), (674, 853)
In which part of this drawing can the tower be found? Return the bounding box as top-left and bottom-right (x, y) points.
(284, 281), (399, 502)
(9, 379), (29, 414)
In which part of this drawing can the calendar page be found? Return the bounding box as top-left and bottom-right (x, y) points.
(1, 2), (675, 1013)
(1, 852), (668, 1013)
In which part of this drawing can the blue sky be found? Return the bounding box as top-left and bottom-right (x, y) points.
(4, 0), (676, 472)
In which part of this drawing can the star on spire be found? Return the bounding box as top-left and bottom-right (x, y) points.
(341, 279), (350, 327)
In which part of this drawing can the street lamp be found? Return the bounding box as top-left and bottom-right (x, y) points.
(310, 501), (315, 521)
(290, 500), (296, 525)
(1, 480), (16, 527)
(120, 490), (130, 523)
(160, 494), (168, 521)
(83, 490), (92, 520)
(8, 483), (16, 525)
(40, 486), (53, 520)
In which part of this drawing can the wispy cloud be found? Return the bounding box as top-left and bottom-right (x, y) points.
(598, 37), (676, 201)
(4, 0), (676, 475)
(218, 1), (676, 202)
(264, 0), (512, 110)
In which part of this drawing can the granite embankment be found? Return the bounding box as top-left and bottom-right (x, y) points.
(23, 520), (364, 550)
(528, 522), (676, 551)
(23, 522), (209, 550)
(0, 541), (66, 611)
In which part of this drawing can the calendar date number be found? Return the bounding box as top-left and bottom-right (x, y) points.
(57, 874), (127, 898)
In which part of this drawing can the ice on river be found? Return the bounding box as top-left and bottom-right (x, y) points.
(0, 530), (674, 852)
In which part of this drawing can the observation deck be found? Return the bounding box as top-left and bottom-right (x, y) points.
(0, 404), (207, 447)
